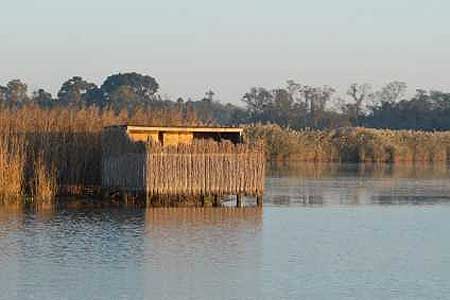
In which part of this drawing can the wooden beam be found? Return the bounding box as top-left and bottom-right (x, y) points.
(257, 195), (263, 207)
(236, 194), (242, 208)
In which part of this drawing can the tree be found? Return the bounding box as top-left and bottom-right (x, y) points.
(101, 72), (159, 108)
(5, 79), (29, 106)
(0, 85), (6, 104)
(285, 80), (309, 128)
(344, 83), (372, 125)
(272, 88), (295, 127)
(242, 87), (273, 117)
(204, 89), (215, 102)
(298, 85), (335, 128)
(32, 89), (54, 107)
(83, 87), (107, 107)
(375, 81), (407, 104)
(57, 76), (98, 106)
(108, 85), (139, 112)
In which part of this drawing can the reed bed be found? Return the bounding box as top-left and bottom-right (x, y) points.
(1, 104), (449, 206)
(245, 124), (450, 163)
(29, 154), (58, 204)
(0, 105), (199, 205)
(0, 134), (25, 204)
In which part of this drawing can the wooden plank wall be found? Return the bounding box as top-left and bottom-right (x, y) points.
(163, 132), (193, 146)
(128, 131), (159, 143)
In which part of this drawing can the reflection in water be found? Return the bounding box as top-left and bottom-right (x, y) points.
(269, 161), (450, 178)
(146, 207), (262, 228)
(266, 163), (450, 206)
(143, 208), (263, 299)
(1, 164), (450, 299)
(0, 207), (263, 300)
(0, 208), (148, 299)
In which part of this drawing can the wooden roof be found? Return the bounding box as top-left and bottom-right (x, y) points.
(105, 125), (243, 134)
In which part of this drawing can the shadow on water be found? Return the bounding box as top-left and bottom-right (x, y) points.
(265, 162), (450, 207)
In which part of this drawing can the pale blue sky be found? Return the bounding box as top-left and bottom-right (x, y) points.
(1, 0), (449, 103)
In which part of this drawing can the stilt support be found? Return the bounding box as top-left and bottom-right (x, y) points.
(236, 194), (242, 208)
(256, 195), (263, 207)
(123, 192), (128, 206)
(213, 195), (220, 207)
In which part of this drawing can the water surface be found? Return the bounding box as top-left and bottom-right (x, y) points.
(1, 163), (449, 300)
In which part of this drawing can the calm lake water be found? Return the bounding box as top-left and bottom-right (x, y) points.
(1, 163), (450, 300)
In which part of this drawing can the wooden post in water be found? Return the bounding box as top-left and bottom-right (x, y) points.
(123, 191), (128, 206)
(236, 194), (242, 208)
(213, 195), (220, 207)
(256, 195), (263, 207)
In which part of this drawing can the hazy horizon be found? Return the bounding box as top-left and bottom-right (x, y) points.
(1, 0), (449, 103)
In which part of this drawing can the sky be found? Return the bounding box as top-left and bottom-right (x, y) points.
(1, 0), (450, 104)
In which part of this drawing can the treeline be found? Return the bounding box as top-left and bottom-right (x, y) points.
(241, 81), (450, 130)
(1, 73), (450, 130)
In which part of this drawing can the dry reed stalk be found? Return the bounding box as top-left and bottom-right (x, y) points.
(0, 134), (26, 204)
(0, 105), (200, 204)
(145, 140), (265, 198)
(30, 154), (57, 205)
(245, 124), (450, 164)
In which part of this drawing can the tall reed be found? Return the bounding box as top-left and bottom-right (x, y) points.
(245, 124), (450, 163)
(145, 140), (266, 197)
(29, 153), (57, 205)
(0, 134), (25, 204)
(1, 105), (449, 206)
(0, 105), (200, 204)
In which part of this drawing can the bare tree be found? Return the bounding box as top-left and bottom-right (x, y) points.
(376, 81), (407, 104)
(345, 83), (372, 125)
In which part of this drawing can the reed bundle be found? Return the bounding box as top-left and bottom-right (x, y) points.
(146, 141), (265, 197)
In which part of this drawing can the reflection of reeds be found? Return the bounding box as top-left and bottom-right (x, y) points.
(145, 207), (262, 229)
(246, 124), (450, 163)
(268, 161), (450, 179)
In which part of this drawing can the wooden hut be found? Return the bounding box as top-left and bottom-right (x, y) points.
(110, 125), (244, 145)
(101, 125), (265, 207)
